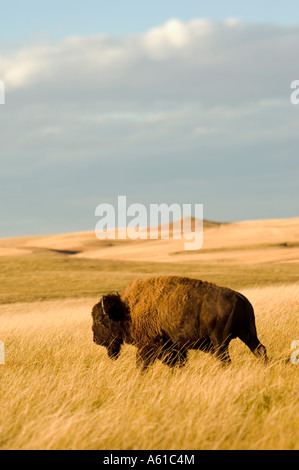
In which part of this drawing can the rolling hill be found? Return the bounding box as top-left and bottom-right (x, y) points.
(0, 217), (298, 264)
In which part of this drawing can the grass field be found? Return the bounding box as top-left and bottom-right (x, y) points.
(1, 251), (299, 304)
(0, 219), (298, 450)
(0, 286), (298, 450)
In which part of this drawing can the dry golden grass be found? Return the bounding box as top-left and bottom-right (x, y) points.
(0, 284), (298, 450)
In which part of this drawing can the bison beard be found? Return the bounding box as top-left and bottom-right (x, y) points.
(91, 276), (268, 370)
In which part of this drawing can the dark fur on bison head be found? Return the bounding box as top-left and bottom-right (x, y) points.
(91, 293), (129, 359)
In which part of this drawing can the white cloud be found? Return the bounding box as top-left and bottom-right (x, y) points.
(0, 17), (297, 101)
(142, 19), (193, 58)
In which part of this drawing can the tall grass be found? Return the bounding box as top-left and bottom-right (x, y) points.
(0, 285), (298, 450)
(1, 251), (299, 304)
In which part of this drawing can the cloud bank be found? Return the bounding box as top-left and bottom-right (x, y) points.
(0, 19), (298, 236)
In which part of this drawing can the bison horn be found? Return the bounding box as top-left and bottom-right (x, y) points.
(101, 296), (107, 315)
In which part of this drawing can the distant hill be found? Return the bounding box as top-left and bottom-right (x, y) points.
(0, 217), (299, 265)
(141, 216), (222, 239)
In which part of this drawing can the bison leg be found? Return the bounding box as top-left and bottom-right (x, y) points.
(136, 346), (157, 372)
(156, 333), (188, 369)
(209, 333), (232, 365)
(253, 343), (268, 362)
(241, 334), (268, 362)
(247, 340), (268, 363)
(213, 343), (231, 365)
(194, 336), (215, 354)
(160, 347), (188, 368)
(216, 345), (231, 364)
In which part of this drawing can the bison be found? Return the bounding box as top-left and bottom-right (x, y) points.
(92, 276), (267, 370)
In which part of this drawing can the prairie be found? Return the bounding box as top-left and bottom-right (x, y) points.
(0, 217), (298, 450)
(0, 286), (298, 450)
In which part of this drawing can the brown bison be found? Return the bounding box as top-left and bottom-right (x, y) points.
(92, 276), (267, 370)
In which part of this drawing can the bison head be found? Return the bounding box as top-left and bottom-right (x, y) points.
(91, 293), (127, 359)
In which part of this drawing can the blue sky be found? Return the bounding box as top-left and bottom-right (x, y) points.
(2, 0), (299, 44)
(0, 2), (299, 236)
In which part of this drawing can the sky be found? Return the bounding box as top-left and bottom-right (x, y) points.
(0, 1), (299, 236)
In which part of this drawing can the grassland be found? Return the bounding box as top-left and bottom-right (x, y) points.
(0, 219), (298, 449)
(0, 251), (299, 304)
(0, 286), (298, 450)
